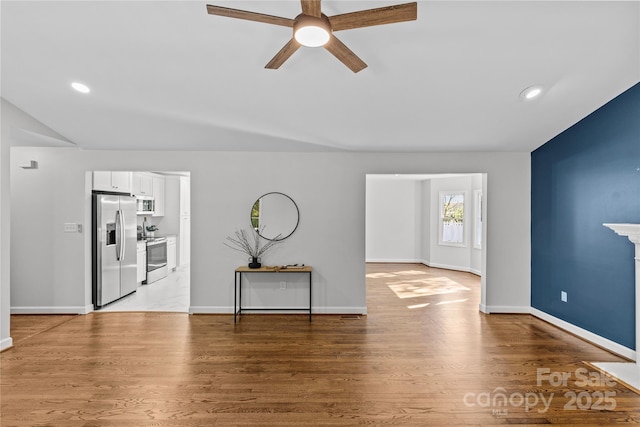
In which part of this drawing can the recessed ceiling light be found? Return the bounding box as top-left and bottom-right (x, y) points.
(71, 82), (90, 94)
(520, 85), (543, 100)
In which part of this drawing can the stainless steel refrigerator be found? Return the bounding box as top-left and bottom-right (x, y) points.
(92, 193), (138, 309)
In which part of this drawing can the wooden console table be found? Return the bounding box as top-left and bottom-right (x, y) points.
(234, 266), (313, 323)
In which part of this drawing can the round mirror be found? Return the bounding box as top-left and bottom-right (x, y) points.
(250, 192), (299, 241)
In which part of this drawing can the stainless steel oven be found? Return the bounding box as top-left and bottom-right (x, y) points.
(146, 237), (168, 284)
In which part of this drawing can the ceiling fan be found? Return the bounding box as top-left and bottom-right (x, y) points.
(206, 1), (417, 73)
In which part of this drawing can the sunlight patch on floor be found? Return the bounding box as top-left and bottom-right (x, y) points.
(394, 270), (429, 276)
(366, 272), (397, 278)
(367, 269), (429, 279)
(387, 277), (470, 299)
(436, 298), (468, 306)
(407, 302), (431, 309)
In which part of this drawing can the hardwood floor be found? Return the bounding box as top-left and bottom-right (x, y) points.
(8, 314), (77, 345)
(2, 263), (639, 425)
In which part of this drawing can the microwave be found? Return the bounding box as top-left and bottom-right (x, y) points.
(136, 196), (155, 215)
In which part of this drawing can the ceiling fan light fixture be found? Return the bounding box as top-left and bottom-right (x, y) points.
(295, 25), (330, 47)
(294, 15), (331, 47)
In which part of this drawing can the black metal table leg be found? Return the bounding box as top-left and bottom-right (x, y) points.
(309, 271), (312, 322)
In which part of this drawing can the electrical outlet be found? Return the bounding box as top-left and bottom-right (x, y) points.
(561, 291), (568, 303)
(64, 223), (81, 233)
(280, 281), (286, 290)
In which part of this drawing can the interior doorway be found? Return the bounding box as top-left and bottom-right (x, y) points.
(97, 171), (191, 313)
(365, 173), (487, 311)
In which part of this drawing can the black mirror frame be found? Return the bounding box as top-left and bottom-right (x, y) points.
(251, 192), (300, 241)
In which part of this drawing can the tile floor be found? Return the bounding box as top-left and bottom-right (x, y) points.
(99, 265), (190, 312)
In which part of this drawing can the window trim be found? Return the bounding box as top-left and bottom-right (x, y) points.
(438, 190), (466, 248)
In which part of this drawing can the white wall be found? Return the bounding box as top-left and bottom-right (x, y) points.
(365, 178), (421, 262)
(1, 98), (76, 348)
(420, 180), (431, 263)
(0, 105), (12, 349)
(10, 149), (87, 312)
(8, 147), (531, 319)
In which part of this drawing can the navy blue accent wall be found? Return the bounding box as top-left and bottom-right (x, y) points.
(532, 83), (640, 349)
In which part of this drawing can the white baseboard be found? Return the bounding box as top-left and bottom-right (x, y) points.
(531, 308), (636, 361)
(189, 306), (232, 314)
(364, 260), (483, 277)
(0, 337), (13, 352)
(365, 258), (422, 263)
(483, 305), (532, 314)
(189, 306), (367, 315)
(11, 306), (88, 315)
(469, 268), (482, 276)
(426, 261), (472, 273)
(308, 307), (368, 315)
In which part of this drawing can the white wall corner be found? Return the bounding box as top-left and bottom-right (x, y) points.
(531, 308), (636, 361)
(0, 337), (14, 352)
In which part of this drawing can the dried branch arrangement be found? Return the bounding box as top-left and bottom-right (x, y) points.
(224, 227), (282, 259)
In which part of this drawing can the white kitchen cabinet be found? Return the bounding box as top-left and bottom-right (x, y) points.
(136, 242), (147, 284)
(93, 171), (132, 193)
(132, 172), (153, 197)
(167, 235), (177, 271)
(152, 175), (165, 217)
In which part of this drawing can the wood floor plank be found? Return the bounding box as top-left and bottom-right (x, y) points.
(2, 263), (640, 425)
(8, 314), (77, 344)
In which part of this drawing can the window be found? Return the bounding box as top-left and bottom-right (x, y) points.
(474, 190), (482, 249)
(439, 191), (465, 246)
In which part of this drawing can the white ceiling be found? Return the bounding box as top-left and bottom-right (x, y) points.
(2, 1), (638, 152)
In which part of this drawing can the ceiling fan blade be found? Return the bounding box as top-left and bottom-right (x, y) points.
(328, 2), (417, 31)
(206, 5), (294, 27)
(324, 35), (367, 73)
(265, 39), (301, 69)
(301, 0), (322, 18)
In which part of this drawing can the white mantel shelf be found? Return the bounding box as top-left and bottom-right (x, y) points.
(603, 223), (640, 244)
(592, 224), (640, 394)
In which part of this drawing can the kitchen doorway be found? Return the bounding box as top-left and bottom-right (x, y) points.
(97, 171), (191, 313)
